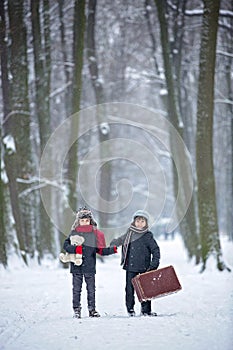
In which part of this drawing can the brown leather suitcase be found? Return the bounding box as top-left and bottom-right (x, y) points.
(132, 265), (182, 302)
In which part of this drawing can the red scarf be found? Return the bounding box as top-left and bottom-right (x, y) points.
(75, 225), (106, 249)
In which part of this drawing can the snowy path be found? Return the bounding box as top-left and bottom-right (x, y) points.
(0, 238), (232, 350)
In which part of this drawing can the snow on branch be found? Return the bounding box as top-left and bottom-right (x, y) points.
(49, 81), (72, 99)
(167, 1), (233, 18)
(17, 177), (67, 198)
(215, 98), (233, 106)
(217, 50), (233, 59)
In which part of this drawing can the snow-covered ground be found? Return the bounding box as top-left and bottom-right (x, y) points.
(0, 236), (232, 350)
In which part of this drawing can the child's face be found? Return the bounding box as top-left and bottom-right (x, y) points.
(79, 218), (91, 226)
(134, 217), (147, 229)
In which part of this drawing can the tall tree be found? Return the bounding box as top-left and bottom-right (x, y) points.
(2, 0), (33, 263)
(154, 0), (199, 262)
(0, 0), (8, 266)
(222, 3), (233, 241)
(67, 0), (86, 210)
(31, 0), (53, 259)
(58, 0), (73, 117)
(196, 0), (229, 271)
(86, 0), (112, 228)
(0, 133), (7, 266)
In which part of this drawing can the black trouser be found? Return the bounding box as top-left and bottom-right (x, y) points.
(125, 270), (151, 314)
(72, 273), (96, 311)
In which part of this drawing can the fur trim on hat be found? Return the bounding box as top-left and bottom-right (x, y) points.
(71, 207), (97, 230)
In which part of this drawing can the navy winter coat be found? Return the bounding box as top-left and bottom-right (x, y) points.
(110, 230), (160, 273)
(63, 226), (115, 274)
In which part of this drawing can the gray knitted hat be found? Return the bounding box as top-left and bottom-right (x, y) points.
(133, 210), (150, 222)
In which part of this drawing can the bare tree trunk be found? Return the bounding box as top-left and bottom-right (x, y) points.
(31, 0), (53, 260)
(155, 0), (199, 262)
(58, 0), (72, 117)
(170, 0), (200, 262)
(31, 0), (51, 151)
(0, 129), (7, 267)
(225, 27), (233, 241)
(169, 0), (187, 113)
(67, 0), (86, 210)
(86, 0), (112, 228)
(144, 0), (160, 76)
(196, 0), (229, 271)
(0, 0), (8, 267)
(0, 169), (7, 266)
(1, 0), (34, 264)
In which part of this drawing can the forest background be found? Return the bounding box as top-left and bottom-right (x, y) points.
(0, 0), (232, 272)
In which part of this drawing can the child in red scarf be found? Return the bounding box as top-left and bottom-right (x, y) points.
(63, 207), (117, 318)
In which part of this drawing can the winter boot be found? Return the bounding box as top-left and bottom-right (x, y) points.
(141, 311), (157, 317)
(89, 309), (100, 318)
(128, 309), (136, 317)
(73, 307), (81, 319)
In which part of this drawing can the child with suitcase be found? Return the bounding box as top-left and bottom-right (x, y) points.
(110, 210), (160, 317)
(63, 206), (117, 318)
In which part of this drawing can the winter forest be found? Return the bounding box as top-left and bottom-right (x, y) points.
(0, 0), (233, 272)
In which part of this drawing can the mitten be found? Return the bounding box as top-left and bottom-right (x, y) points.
(75, 246), (82, 254)
(113, 246), (118, 253)
(74, 245), (83, 266)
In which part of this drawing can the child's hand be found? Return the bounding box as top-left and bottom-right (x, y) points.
(113, 246), (118, 253)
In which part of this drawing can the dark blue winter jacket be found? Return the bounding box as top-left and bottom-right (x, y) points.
(110, 230), (160, 273)
(63, 226), (115, 274)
